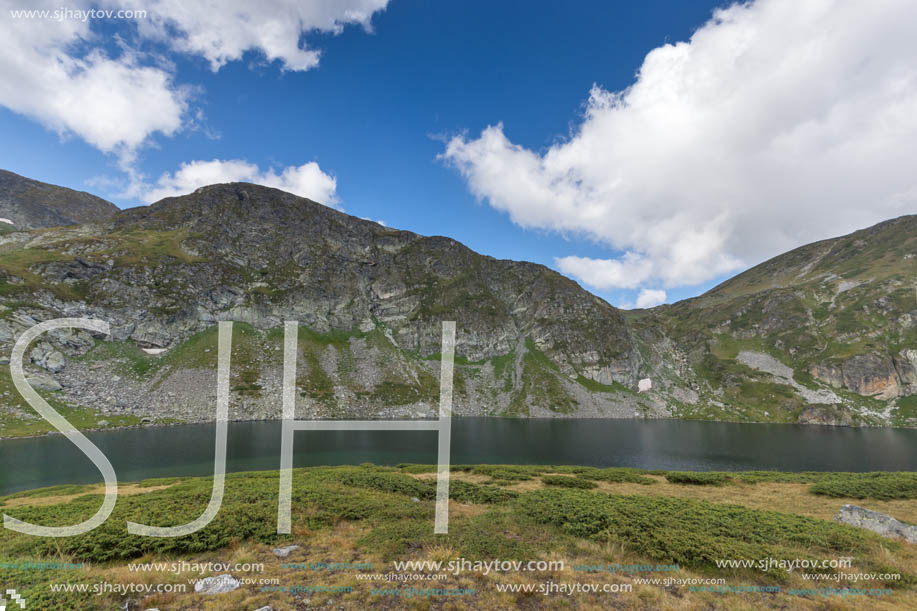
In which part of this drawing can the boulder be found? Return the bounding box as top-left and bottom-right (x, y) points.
(834, 504), (917, 543)
(25, 370), (62, 391)
(193, 574), (241, 594)
(30, 341), (66, 372)
(272, 544), (301, 558)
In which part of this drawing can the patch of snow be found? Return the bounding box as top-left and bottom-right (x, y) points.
(0, 217), (13, 225)
(141, 347), (167, 355)
(637, 378), (652, 392)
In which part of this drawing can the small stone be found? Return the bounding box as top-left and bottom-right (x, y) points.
(253, 607), (273, 611)
(194, 574), (241, 594)
(411, 497), (420, 502)
(272, 544), (301, 558)
(97, 420), (109, 426)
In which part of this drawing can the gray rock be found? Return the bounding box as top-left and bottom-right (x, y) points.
(272, 544), (301, 558)
(31, 341), (66, 372)
(0, 320), (14, 342)
(253, 607), (273, 611)
(193, 574), (241, 594)
(834, 504), (917, 543)
(26, 370), (62, 391)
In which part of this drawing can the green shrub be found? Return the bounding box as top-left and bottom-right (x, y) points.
(472, 466), (533, 481)
(665, 472), (730, 486)
(577, 468), (656, 485)
(0, 465), (518, 563)
(516, 489), (883, 573)
(472, 465), (542, 478)
(541, 475), (598, 489)
(809, 473), (917, 500)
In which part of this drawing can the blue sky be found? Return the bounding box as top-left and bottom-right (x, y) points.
(1, 0), (915, 308)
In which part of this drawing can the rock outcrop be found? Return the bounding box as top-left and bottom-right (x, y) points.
(834, 505), (917, 543)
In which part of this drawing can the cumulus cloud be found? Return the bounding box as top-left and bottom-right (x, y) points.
(121, 0), (389, 72)
(0, 1), (186, 157)
(142, 159), (339, 206)
(554, 254), (652, 290)
(442, 0), (917, 292)
(635, 289), (667, 309)
(0, 0), (389, 160)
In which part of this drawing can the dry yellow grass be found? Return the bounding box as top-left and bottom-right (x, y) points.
(0, 483), (175, 508)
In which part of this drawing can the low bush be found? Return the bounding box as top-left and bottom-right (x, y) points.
(809, 473), (917, 500)
(516, 489), (883, 574)
(665, 472), (730, 486)
(0, 465), (516, 563)
(577, 468), (656, 485)
(541, 476), (598, 489)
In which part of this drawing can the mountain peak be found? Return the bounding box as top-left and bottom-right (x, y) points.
(0, 168), (119, 229)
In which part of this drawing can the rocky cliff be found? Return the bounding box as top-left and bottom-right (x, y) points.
(0, 176), (914, 435)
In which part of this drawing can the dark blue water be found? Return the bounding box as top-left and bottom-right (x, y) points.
(1, 418), (915, 495)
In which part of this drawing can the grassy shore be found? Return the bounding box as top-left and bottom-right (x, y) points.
(0, 465), (914, 610)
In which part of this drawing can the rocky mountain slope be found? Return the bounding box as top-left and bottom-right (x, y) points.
(0, 182), (657, 434)
(0, 175), (914, 434)
(0, 169), (119, 229)
(642, 215), (917, 427)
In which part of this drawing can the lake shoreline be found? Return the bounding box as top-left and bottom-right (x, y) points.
(2, 412), (916, 442)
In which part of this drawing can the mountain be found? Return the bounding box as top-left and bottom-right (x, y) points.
(645, 214), (917, 426)
(0, 174), (914, 434)
(0, 182), (651, 429)
(0, 169), (118, 229)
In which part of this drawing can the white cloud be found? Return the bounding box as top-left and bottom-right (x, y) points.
(443, 0), (917, 292)
(635, 289), (666, 309)
(0, 0), (389, 161)
(142, 159), (339, 206)
(0, 1), (186, 157)
(554, 254), (651, 290)
(121, 0), (389, 72)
